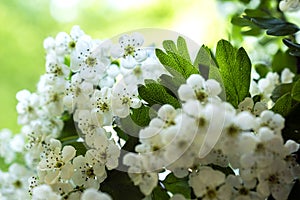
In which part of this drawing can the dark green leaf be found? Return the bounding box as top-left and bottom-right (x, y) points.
(151, 185), (170, 200)
(271, 83), (293, 102)
(138, 79), (181, 108)
(292, 79), (300, 101)
(271, 93), (293, 116)
(250, 17), (286, 29)
(282, 103), (300, 143)
(159, 74), (185, 96)
(216, 40), (251, 107)
(255, 63), (270, 78)
(114, 126), (129, 141)
(209, 164), (235, 176)
(68, 142), (87, 156)
(267, 24), (299, 36)
(283, 39), (300, 50)
(131, 105), (152, 127)
(101, 170), (144, 200)
(272, 50), (297, 74)
(162, 173), (191, 198)
(231, 16), (255, 27)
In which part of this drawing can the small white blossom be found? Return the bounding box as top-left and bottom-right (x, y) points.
(279, 0), (300, 11)
(281, 68), (295, 83)
(81, 188), (112, 200)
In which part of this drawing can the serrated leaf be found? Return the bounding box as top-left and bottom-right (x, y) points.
(177, 36), (191, 63)
(156, 37), (199, 79)
(193, 45), (212, 79)
(272, 50), (297, 73)
(271, 83), (293, 102)
(138, 79), (181, 108)
(292, 79), (300, 101)
(162, 40), (177, 53)
(162, 173), (191, 198)
(159, 74), (185, 96)
(271, 93), (293, 116)
(216, 40), (251, 108)
(192, 45), (226, 100)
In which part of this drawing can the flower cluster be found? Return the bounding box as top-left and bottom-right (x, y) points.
(0, 25), (299, 200)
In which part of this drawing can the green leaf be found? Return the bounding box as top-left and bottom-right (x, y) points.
(193, 45), (226, 100)
(114, 126), (129, 141)
(282, 103), (300, 143)
(101, 170), (145, 200)
(267, 24), (299, 36)
(271, 83), (293, 102)
(159, 74), (185, 96)
(151, 185), (170, 200)
(255, 63), (270, 78)
(272, 50), (297, 74)
(58, 116), (79, 145)
(162, 173), (191, 198)
(138, 79), (181, 108)
(68, 142), (87, 156)
(163, 40), (177, 53)
(216, 40), (251, 108)
(131, 105), (153, 127)
(292, 79), (300, 101)
(156, 37), (199, 79)
(271, 93), (293, 116)
(209, 164), (235, 176)
(177, 36), (191, 63)
(193, 45), (213, 79)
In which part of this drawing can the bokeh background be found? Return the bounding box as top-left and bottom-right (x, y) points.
(0, 0), (228, 133)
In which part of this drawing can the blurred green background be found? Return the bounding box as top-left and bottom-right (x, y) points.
(0, 0), (226, 133)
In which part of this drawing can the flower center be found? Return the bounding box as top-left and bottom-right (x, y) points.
(195, 90), (208, 102)
(124, 45), (135, 57)
(85, 57), (97, 66)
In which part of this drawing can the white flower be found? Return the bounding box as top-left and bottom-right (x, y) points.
(111, 81), (141, 118)
(64, 74), (94, 111)
(32, 184), (61, 200)
(16, 90), (41, 125)
(38, 139), (76, 184)
(111, 32), (147, 69)
(72, 155), (107, 188)
(226, 175), (263, 200)
(86, 139), (120, 170)
(81, 188), (112, 200)
(178, 74), (221, 102)
(188, 166), (230, 199)
(257, 72), (279, 99)
(90, 87), (113, 126)
(123, 153), (158, 196)
(257, 159), (294, 199)
(279, 0), (300, 12)
(256, 110), (285, 134)
(281, 68), (295, 83)
(238, 97), (267, 116)
(71, 38), (106, 80)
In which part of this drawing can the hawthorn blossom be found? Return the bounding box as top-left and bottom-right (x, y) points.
(38, 139), (76, 184)
(111, 32), (147, 69)
(178, 74), (221, 102)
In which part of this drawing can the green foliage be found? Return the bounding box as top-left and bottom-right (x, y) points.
(155, 37), (199, 79)
(151, 185), (170, 200)
(292, 79), (300, 101)
(216, 40), (251, 108)
(162, 173), (191, 199)
(271, 93), (293, 117)
(255, 64), (270, 78)
(272, 50), (297, 73)
(100, 170), (145, 200)
(138, 79), (181, 109)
